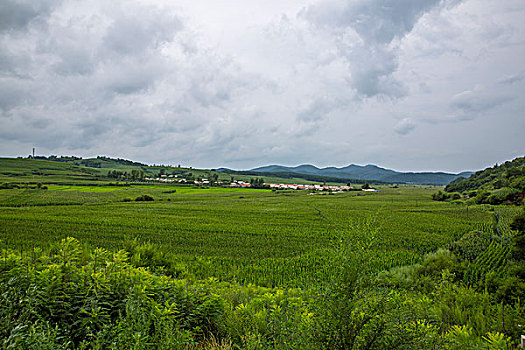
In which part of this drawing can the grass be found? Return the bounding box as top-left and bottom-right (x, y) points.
(0, 185), (492, 287)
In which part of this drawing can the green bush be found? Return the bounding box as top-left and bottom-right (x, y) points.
(474, 190), (491, 204)
(486, 188), (521, 205)
(135, 194), (154, 201)
(451, 192), (461, 200)
(432, 190), (450, 201)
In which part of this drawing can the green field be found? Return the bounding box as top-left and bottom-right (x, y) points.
(0, 185), (491, 286)
(1, 162), (524, 349)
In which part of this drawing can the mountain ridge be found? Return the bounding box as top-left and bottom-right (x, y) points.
(247, 164), (473, 186)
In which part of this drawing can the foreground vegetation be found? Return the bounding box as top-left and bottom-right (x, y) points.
(1, 210), (523, 349)
(0, 157), (524, 348)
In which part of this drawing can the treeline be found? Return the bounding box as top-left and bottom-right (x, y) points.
(107, 169), (145, 181)
(29, 155), (106, 169)
(96, 156), (148, 167)
(30, 155), (82, 162)
(0, 182), (48, 190)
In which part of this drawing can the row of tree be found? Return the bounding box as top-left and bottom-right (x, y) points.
(249, 177), (267, 188)
(107, 169), (145, 181)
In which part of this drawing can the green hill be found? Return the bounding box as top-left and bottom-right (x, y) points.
(441, 156), (525, 205)
(1, 156), (349, 187)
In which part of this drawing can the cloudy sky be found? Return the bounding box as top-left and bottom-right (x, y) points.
(0, 0), (524, 172)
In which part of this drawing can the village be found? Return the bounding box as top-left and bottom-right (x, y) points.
(145, 174), (379, 192)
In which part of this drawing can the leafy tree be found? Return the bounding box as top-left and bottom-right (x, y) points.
(432, 191), (450, 201)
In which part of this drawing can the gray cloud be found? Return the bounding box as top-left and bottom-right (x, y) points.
(299, 0), (449, 98)
(102, 9), (182, 57)
(0, 0), (523, 173)
(301, 0), (443, 43)
(0, 0), (59, 32)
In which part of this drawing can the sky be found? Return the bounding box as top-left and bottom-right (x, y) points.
(0, 0), (524, 173)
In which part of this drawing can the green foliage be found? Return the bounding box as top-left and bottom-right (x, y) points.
(0, 186), (481, 286)
(108, 169), (145, 181)
(249, 177), (267, 189)
(449, 230), (497, 262)
(135, 194), (154, 201)
(510, 209), (525, 234)
(432, 190), (461, 201)
(0, 238), (319, 349)
(486, 188), (522, 205)
(510, 210), (525, 263)
(444, 325), (512, 349)
(445, 157), (525, 205)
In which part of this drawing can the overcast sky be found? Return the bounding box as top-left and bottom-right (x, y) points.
(0, 0), (524, 172)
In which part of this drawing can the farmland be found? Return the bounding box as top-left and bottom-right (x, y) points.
(0, 185), (490, 286)
(0, 161), (524, 349)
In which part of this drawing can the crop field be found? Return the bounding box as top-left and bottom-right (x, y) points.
(1, 175), (524, 349)
(0, 185), (493, 287)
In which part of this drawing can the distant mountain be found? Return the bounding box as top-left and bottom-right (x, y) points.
(250, 164), (473, 186)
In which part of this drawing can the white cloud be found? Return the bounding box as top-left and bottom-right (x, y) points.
(394, 118), (416, 135)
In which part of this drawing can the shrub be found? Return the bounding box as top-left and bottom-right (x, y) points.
(510, 210), (525, 234)
(474, 190), (491, 204)
(135, 195), (154, 202)
(416, 249), (461, 281)
(432, 191), (450, 201)
(509, 176), (525, 191)
(486, 188), (521, 205)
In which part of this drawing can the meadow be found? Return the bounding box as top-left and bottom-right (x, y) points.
(1, 180), (524, 349)
(0, 185), (494, 286)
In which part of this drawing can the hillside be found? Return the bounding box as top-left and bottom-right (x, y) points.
(2, 156), (363, 187)
(437, 156), (525, 205)
(250, 164), (471, 185)
(0, 157), (211, 185)
(445, 156), (525, 193)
